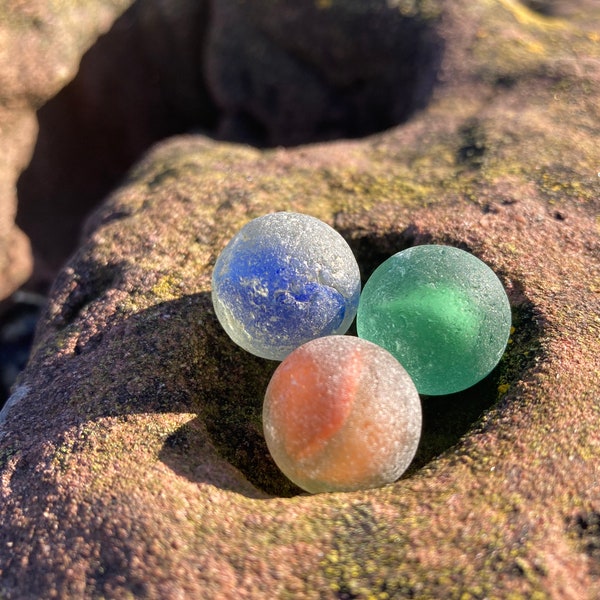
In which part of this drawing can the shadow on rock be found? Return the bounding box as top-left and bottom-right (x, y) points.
(10, 241), (541, 499)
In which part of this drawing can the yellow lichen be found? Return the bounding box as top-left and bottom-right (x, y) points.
(498, 383), (510, 395)
(496, 0), (566, 30)
(151, 274), (180, 300)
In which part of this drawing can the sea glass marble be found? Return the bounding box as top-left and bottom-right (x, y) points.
(263, 335), (422, 493)
(357, 245), (511, 396)
(212, 212), (361, 360)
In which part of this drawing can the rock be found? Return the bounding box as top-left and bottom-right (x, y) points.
(1, 0), (599, 598)
(16, 0), (213, 287)
(205, 0), (443, 145)
(16, 0), (442, 288)
(0, 0), (135, 297)
(1, 0), (212, 403)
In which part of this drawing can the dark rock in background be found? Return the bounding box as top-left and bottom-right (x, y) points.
(0, 292), (44, 401)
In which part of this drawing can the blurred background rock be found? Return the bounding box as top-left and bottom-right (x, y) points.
(1, 0), (451, 406)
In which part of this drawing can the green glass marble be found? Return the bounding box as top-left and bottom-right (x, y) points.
(356, 245), (511, 395)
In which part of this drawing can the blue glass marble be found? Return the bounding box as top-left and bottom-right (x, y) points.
(212, 212), (361, 360)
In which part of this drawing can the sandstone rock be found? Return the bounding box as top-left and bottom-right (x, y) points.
(16, 0), (213, 287)
(0, 0), (135, 297)
(1, 0), (599, 598)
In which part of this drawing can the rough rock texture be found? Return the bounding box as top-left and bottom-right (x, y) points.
(0, 0), (135, 298)
(1, 0), (600, 598)
(16, 0), (213, 286)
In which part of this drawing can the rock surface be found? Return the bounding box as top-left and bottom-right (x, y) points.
(0, 0), (136, 297)
(1, 0), (600, 598)
(15, 0), (213, 286)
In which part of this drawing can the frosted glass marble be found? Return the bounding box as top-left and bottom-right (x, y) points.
(263, 336), (422, 494)
(212, 212), (361, 360)
(357, 245), (511, 396)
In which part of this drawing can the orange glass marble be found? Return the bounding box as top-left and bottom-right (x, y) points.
(262, 336), (422, 493)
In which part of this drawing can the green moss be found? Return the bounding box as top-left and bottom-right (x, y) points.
(536, 166), (597, 204)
